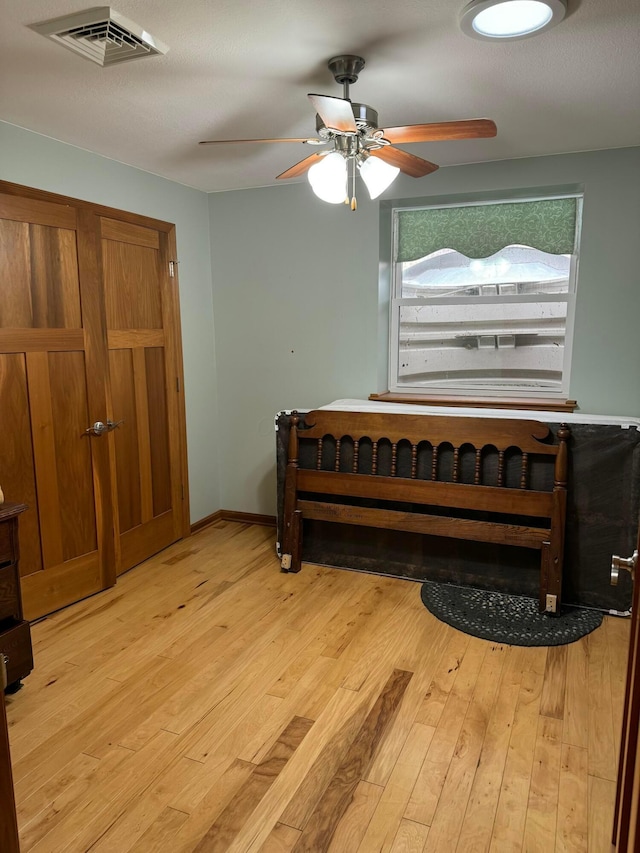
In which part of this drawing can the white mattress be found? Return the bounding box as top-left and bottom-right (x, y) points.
(316, 398), (640, 430)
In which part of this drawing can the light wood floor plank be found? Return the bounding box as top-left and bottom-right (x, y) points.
(290, 668), (413, 853)
(89, 751), (215, 852)
(365, 618), (449, 788)
(327, 780), (383, 852)
(239, 657), (335, 765)
(587, 622), (617, 782)
(259, 821), (302, 852)
(605, 614), (630, 760)
(16, 751), (99, 831)
(404, 692), (470, 826)
(540, 644), (568, 720)
(563, 636), (589, 749)
(162, 754), (236, 817)
(29, 731), (180, 853)
(170, 758), (257, 853)
(193, 716), (314, 852)
(556, 743), (588, 852)
(390, 819), (430, 852)
(17, 748), (131, 851)
(223, 685), (378, 853)
(279, 689), (375, 830)
(455, 647), (523, 852)
(131, 806), (190, 851)
(423, 712), (487, 852)
(414, 629), (470, 728)
(489, 665), (544, 851)
(523, 715), (562, 852)
(587, 774), (616, 853)
(356, 722), (435, 852)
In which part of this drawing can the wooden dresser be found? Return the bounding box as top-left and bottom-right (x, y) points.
(0, 502), (33, 691)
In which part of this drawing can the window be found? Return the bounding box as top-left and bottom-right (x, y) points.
(389, 195), (582, 401)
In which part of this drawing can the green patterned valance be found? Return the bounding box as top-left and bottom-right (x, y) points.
(396, 197), (577, 262)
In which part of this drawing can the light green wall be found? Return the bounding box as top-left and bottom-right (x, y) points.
(209, 184), (380, 515)
(209, 147), (640, 515)
(0, 121), (220, 523)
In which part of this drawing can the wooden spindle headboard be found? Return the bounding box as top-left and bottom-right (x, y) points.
(280, 410), (570, 614)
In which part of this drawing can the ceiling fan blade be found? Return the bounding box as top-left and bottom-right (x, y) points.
(382, 119), (497, 145)
(372, 147), (439, 178)
(308, 94), (358, 134)
(199, 137), (315, 145)
(276, 153), (323, 180)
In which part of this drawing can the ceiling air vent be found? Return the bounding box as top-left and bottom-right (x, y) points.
(29, 7), (169, 67)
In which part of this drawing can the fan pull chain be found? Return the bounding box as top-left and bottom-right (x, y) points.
(351, 157), (357, 211)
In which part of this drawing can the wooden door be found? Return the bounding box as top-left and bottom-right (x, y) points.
(100, 217), (186, 573)
(0, 195), (115, 619)
(613, 524), (640, 850)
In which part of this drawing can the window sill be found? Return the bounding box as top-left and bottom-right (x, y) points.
(369, 392), (578, 413)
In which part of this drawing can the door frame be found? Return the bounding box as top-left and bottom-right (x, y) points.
(613, 523), (640, 850)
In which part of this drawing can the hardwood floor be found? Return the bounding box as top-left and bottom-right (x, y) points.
(6, 521), (627, 852)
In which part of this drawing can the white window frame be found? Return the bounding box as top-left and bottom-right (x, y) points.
(388, 193), (583, 401)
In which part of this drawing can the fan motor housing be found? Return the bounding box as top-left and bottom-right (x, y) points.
(315, 102), (379, 138)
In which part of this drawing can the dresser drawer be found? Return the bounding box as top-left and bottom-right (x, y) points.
(0, 566), (18, 622)
(0, 621), (33, 687)
(0, 522), (14, 567)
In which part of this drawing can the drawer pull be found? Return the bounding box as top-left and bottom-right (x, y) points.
(0, 560), (13, 570)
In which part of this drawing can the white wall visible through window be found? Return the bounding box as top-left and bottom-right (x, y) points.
(389, 195), (582, 399)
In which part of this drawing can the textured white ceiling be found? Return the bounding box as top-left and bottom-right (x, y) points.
(1, 0), (639, 192)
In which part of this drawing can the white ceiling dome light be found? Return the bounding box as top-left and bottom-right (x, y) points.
(460, 0), (567, 41)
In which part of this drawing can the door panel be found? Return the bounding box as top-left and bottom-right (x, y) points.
(146, 347), (172, 517)
(0, 353), (42, 577)
(102, 240), (163, 330)
(110, 348), (142, 533)
(0, 195), (110, 619)
(132, 346), (155, 523)
(26, 349), (66, 569)
(29, 225), (82, 328)
(0, 220), (81, 328)
(49, 351), (98, 560)
(0, 219), (34, 325)
(101, 218), (183, 574)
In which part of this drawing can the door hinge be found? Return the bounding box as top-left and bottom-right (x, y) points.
(176, 376), (180, 392)
(169, 260), (179, 277)
(181, 484), (185, 500)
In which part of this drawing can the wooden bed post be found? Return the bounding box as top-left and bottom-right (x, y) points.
(291, 509), (303, 573)
(543, 423), (571, 613)
(281, 412), (301, 572)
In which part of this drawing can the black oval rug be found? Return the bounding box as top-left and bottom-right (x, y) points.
(420, 582), (604, 646)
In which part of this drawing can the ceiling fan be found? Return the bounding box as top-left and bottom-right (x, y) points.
(199, 55), (497, 208)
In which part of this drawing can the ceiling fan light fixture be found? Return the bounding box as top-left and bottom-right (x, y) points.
(307, 152), (348, 204)
(359, 155), (400, 200)
(459, 0), (566, 41)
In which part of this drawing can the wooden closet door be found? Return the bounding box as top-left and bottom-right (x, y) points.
(100, 217), (185, 573)
(0, 195), (115, 619)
